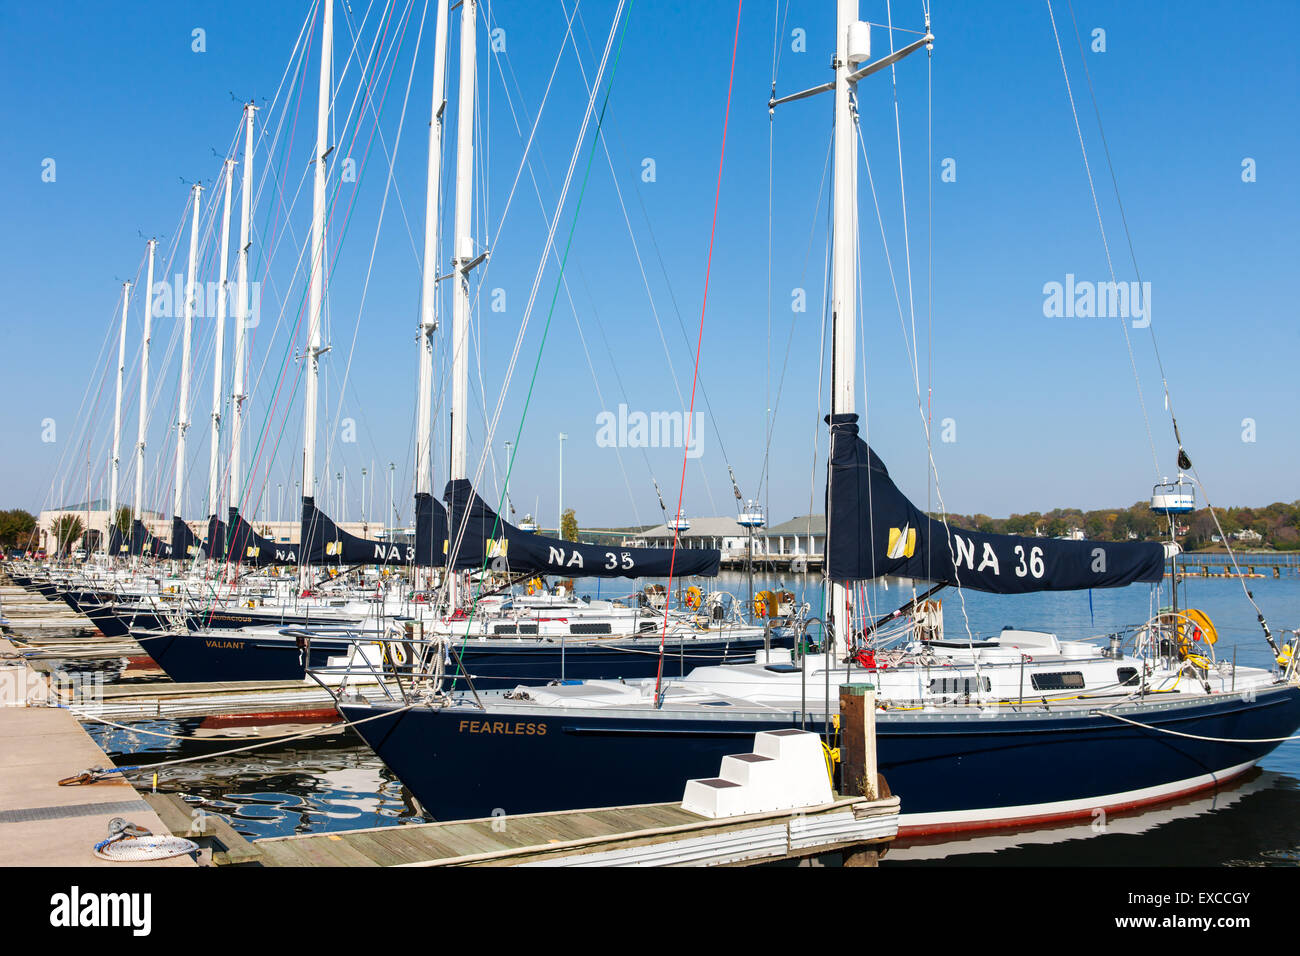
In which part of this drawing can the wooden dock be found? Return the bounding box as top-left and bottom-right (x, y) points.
(143, 791), (899, 867)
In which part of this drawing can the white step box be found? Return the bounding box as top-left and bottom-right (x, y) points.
(681, 729), (833, 818)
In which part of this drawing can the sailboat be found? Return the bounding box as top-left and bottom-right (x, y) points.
(332, 2), (1300, 832)
(96, 0), (781, 685)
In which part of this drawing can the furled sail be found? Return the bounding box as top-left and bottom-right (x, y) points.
(171, 516), (201, 560)
(414, 492), (450, 568)
(127, 519), (170, 558)
(201, 515), (227, 560)
(299, 497), (411, 566)
(444, 479), (720, 578)
(825, 414), (1164, 592)
(107, 524), (130, 557)
(226, 508), (295, 566)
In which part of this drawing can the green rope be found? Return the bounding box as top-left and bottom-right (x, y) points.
(446, 0), (638, 683)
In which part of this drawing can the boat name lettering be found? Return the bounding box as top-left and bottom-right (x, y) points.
(457, 719), (548, 736)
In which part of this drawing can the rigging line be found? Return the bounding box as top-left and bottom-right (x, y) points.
(453, 0), (617, 529)
(490, 20), (650, 525)
(1063, 1), (1177, 437)
(339, 0), (425, 266)
(858, 128), (915, 375)
(656, 0), (742, 703)
(554, 1), (714, 518)
(468, 0), (582, 308)
(925, 8), (933, 560)
(853, 74), (978, 650)
(441, 2), (634, 674)
(44, 234), (171, 517)
(437, 0), (625, 614)
(885, 0), (920, 390)
(484, 33), (647, 526)
(572, 8), (731, 503)
(324, 0), (430, 461)
(757, 128), (835, 507)
(1045, 0), (1160, 478)
(219, 4), (414, 585)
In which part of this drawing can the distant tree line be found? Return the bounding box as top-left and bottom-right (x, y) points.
(0, 509), (36, 549)
(939, 501), (1300, 552)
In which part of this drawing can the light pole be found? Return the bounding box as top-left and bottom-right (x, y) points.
(361, 466), (368, 534)
(337, 472), (344, 524)
(277, 482), (283, 530)
(387, 462), (395, 536)
(557, 432), (567, 536)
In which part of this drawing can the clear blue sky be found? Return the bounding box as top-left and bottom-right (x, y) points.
(1, 0), (1296, 529)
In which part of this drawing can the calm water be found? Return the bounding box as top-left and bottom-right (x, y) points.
(82, 571), (1300, 864)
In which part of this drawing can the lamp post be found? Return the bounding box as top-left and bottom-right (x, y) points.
(387, 462), (395, 536)
(361, 466), (368, 535)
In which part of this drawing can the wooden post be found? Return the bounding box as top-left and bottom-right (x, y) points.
(839, 683), (878, 801)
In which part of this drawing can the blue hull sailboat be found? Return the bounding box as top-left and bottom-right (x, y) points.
(330, 2), (1300, 834)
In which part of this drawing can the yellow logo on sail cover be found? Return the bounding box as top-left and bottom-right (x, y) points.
(326, 540), (343, 556)
(246, 546), (260, 558)
(887, 525), (916, 560)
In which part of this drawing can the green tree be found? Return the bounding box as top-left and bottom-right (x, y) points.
(0, 509), (37, 549)
(560, 508), (578, 542)
(52, 514), (85, 555)
(112, 506), (132, 534)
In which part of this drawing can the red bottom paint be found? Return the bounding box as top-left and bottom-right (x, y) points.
(894, 763), (1253, 846)
(197, 708), (339, 729)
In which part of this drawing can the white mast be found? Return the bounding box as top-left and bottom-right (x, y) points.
(447, 0), (478, 611)
(449, 0), (476, 484)
(207, 159), (235, 527)
(230, 104), (256, 520)
(109, 279), (131, 555)
(301, 0), (334, 586)
(134, 240), (156, 531)
(827, 0), (861, 649)
(173, 184), (203, 539)
(415, 0), (450, 503)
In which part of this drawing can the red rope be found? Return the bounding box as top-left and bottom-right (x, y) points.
(656, 0), (743, 700)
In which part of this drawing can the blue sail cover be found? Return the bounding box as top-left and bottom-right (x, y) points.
(444, 479), (720, 578)
(172, 516), (201, 560)
(825, 414), (1164, 593)
(201, 515), (227, 560)
(107, 524), (130, 557)
(226, 508), (297, 566)
(414, 492), (450, 568)
(299, 497), (411, 566)
(127, 519), (170, 558)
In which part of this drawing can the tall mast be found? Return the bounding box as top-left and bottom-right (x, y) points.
(415, 0), (450, 503)
(827, 0), (862, 651)
(109, 279), (131, 554)
(301, 0), (334, 586)
(207, 159), (235, 524)
(134, 240), (156, 526)
(173, 183), (203, 530)
(230, 104), (256, 516)
(447, 0), (478, 611)
(449, 0), (476, 484)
